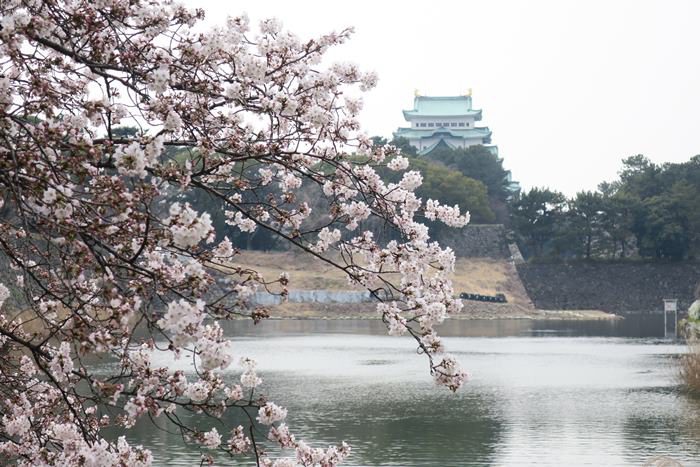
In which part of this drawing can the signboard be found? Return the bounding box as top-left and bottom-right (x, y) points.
(663, 299), (678, 313)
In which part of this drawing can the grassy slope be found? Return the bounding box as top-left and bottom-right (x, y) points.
(237, 251), (542, 317)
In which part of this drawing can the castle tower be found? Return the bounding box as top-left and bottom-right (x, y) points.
(393, 93), (495, 155)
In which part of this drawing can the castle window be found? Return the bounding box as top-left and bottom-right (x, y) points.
(458, 122), (465, 127)
(442, 122), (449, 127)
(450, 122), (458, 127)
(428, 122), (434, 127)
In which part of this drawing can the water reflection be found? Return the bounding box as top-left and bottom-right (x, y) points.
(220, 314), (670, 339)
(106, 317), (700, 466)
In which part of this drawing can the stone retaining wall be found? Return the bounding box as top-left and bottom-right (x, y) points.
(441, 224), (511, 258)
(516, 261), (700, 312)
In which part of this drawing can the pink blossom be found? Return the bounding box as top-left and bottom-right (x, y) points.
(201, 427), (222, 448)
(257, 402), (288, 425)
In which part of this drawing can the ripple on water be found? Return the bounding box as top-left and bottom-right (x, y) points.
(358, 359), (397, 366)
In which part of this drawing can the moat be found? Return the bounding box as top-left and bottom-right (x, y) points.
(103, 316), (700, 466)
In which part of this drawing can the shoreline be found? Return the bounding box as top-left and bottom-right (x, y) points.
(264, 301), (621, 321)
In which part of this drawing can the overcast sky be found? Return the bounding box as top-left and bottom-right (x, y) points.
(191, 0), (700, 195)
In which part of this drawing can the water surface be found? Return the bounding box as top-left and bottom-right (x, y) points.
(114, 316), (700, 466)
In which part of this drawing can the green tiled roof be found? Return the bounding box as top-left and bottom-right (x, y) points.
(403, 95), (482, 119)
(419, 139), (454, 155)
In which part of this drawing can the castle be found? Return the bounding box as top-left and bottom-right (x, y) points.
(393, 92), (495, 156)
(394, 91), (519, 194)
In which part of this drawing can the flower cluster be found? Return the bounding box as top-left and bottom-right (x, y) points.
(387, 156), (409, 171)
(240, 357), (263, 388)
(166, 203), (215, 248)
(257, 402), (288, 425)
(425, 199), (471, 227)
(312, 227), (342, 252)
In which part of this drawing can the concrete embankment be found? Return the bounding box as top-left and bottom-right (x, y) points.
(253, 290), (371, 306)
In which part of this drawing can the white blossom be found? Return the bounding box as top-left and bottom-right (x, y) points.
(163, 110), (182, 131)
(398, 170), (423, 191)
(201, 427), (222, 448)
(43, 187), (58, 204)
(313, 227), (341, 252)
(3, 415), (31, 437)
(150, 64), (170, 93)
(228, 426), (251, 453)
(157, 299), (205, 346)
(114, 142), (148, 178)
(185, 381), (211, 402)
(341, 201), (371, 230)
(48, 342), (73, 383)
(387, 156), (409, 171)
(167, 203), (214, 248)
(0, 283), (9, 309)
(257, 402), (287, 425)
(279, 172), (302, 192)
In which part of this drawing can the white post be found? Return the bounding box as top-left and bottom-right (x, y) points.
(675, 308), (678, 339)
(663, 299), (678, 340)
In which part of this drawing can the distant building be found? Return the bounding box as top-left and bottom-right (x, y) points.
(393, 92), (494, 156)
(394, 92), (520, 195)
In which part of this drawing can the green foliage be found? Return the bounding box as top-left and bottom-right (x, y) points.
(111, 126), (141, 138)
(409, 158), (494, 224)
(566, 191), (605, 259)
(510, 187), (567, 258)
(596, 191), (637, 259)
(511, 154), (700, 261)
(371, 136), (388, 147)
(390, 136), (418, 156)
(375, 155), (494, 224)
(425, 144), (510, 201)
(616, 155), (700, 259)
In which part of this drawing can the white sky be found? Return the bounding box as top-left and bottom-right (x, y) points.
(191, 0), (700, 195)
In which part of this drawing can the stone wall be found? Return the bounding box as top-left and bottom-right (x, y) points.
(517, 261), (700, 312)
(441, 224), (511, 258)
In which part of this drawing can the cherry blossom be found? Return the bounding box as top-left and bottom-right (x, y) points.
(201, 428), (223, 449)
(0, 0), (473, 465)
(387, 155), (409, 171)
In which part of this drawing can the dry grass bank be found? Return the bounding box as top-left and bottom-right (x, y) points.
(679, 339), (700, 395)
(238, 250), (533, 305)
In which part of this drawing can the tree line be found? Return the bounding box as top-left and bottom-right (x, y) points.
(167, 126), (700, 262)
(511, 155), (700, 260)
